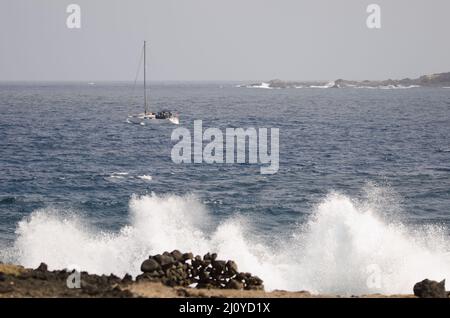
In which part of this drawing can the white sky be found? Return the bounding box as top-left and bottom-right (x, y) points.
(0, 0), (449, 81)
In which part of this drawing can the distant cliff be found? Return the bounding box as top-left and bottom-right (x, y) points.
(241, 72), (450, 89)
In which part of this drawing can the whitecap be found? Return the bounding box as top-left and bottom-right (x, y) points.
(137, 175), (152, 181)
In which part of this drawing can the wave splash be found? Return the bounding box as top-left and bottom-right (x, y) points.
(3, 192), (450, 295)
(287, 194), (450, 294)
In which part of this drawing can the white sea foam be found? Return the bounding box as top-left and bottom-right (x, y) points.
(107, 172), (129, 180)
(239, 82), (276, 89)
(378, 85), (420, 90)
(310, 81), (336, 89)
(282, 194), (450, 294)
(3, 192), (450, 295)
(114, 172), (129, 176)
(137, 175), (152, 181)
(355, 85), (421, 90)
(249, 82), (273, 89)
(106, 172), (153, 182)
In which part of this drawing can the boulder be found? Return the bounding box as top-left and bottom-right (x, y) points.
(212, 260), (226, 272)
(226, 279), (244, 290)
(199, 271), (210, 282)
(140, 259), (160, 273)
(226, 260), (238, 275)
(135, 273), (161, 283)
(121, 273), (133, 283)
(154, 254), (175, 268)
(235, 272), (246, 281)
(413, 279), (447, 298)
(171, 250), (184, 262)
(192, 255), (203, 267)
(36, 263), (48, 272)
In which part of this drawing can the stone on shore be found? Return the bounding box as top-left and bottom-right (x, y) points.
(36, 262), (48, 272)
(413, 279), (447, 298)
(140, 259), (160, 273)
(137, 251), (264, 291)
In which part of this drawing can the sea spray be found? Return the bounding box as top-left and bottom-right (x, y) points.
(282, 193), (450, 294)
(2, 192), (450, 295)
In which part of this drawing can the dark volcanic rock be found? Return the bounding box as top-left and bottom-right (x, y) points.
(192, 255), (203, 267)
(212, 260), (226, 272)
(413, 279), (447, 298)
(155, 254), (175, 268)
(0, 251), (264, 296)
(235, 272), (246, 281)
(36, 263), (48, 272)
(199, 271), (210, 282)
(170, 250), (184, 262)
(141, 259), (161, 273)
(226, 260), (238, 275)
(137, 251), (265, 291)
(0, 265), (133, 297)
(226, 279), (244, 290)
(136, 269), (167, 283)
(122, 273), (133, 283)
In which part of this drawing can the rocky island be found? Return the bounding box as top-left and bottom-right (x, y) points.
(241, 72), (450, 89)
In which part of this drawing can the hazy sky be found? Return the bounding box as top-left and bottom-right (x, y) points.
(1, 0), (449, 81)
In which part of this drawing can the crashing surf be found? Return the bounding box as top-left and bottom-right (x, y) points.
(2, 191), (450, 295)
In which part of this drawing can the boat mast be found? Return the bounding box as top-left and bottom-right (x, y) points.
(144, 41), (148, 114)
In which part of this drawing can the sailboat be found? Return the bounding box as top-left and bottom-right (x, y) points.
(128, 41), (179, 125)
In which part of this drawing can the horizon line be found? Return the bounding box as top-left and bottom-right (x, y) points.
(1, 71), (448, 84)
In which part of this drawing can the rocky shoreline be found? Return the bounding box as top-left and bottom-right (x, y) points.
(242, 72), (450, 89)
(0, 250), (449, 298)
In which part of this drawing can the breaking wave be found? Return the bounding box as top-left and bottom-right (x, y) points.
(310, 81), (336, 89)
(238, 82), (423, 90)
(238, 82), (274, 89)
(137, 175), (153, 181)
(105, 172), (153, 182)
(360, 85), (421, 90)
(2, 192), (450, 295)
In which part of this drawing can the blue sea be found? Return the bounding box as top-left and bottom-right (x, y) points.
(1, 82), (450, 294)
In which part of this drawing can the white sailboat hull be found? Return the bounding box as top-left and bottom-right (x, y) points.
(127, 113), (179, 125)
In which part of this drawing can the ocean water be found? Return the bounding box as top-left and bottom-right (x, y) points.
(0, 82), (450, 295)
